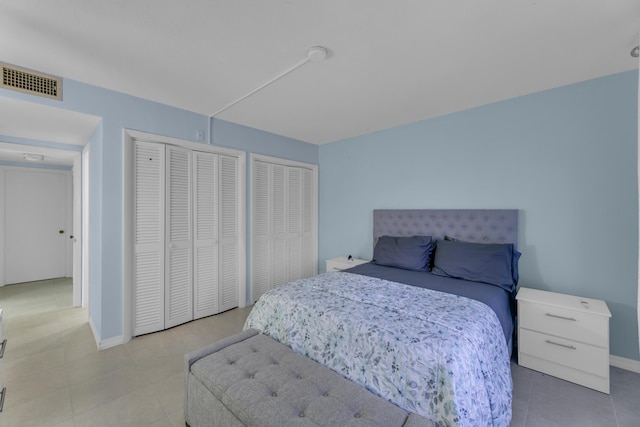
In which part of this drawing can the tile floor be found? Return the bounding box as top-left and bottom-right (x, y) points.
(0, 278), (639, 426)
(0, 278), (252, 427)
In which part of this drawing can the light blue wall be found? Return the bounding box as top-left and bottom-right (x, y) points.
(211, 118), (318, 163)
(86, 121), (103, 334)
(319, 70), (639, 361)
(0, 75), (317, 344)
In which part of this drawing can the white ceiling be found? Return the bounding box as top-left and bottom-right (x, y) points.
(0, 0), (638, 158)
(0, 96), (100, 166)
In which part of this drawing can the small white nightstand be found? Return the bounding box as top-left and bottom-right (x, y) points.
(516, 287), (611, 393)
(325, 256), (369, 272)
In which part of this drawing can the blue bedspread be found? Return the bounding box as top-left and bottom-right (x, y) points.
(244, 272), (512, 427)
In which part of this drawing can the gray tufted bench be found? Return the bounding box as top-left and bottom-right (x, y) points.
(184, 329), (434, 427)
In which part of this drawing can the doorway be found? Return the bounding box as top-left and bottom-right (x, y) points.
(0, 150), (87, 308)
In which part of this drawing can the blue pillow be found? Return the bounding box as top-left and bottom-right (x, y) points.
(431, 239), (520, 292)
(373, 235), (433, 272)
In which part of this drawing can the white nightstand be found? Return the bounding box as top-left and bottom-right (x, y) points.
(325, 256), (369, 272)
(516, 287), (611, 393)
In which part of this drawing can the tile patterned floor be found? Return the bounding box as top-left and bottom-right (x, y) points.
(0, 278), (639, 426)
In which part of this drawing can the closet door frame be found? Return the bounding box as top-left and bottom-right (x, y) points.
(123, 129), (246, 343)
(250, 154), (318, 303)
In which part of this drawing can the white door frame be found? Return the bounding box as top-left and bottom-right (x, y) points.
(81, 146), (90, 308)
(72, 152), (82, 306)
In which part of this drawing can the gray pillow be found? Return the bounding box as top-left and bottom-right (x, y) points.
(431, 239), (519, 292)
(373, 235), (433, 272)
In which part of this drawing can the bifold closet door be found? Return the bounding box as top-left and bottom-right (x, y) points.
(300, 167), (315, 278)
(133, 142), (166, 336)
(134, 143), (194, 333)
(192, 152), (239, 318)
(251, 159), (315, 303)
(134, 142), (241, 334)
(251, 160), (271, 303)
(271, 164), (287, 290)
(165, 146), (193, 329)
(287, 167), (303, 282)
(218, 155), (240, 312)
(251, 161), (287, 303)
(287, 167), (314, 282)
(193, 151), (219, 319)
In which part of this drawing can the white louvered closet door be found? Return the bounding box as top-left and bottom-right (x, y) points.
(251, 160), (271, 303)
(218, 155), (239, 312)
(287, 167), (303, 282)
(193, 151), (219, 319)
(133, 142), (166, 336)
(300, 168), (315, 278)
(133, 140), (243, 335)
(165, 146), (193, 329)
(271, 164), (287, 287)
(251, 157), (317, 303)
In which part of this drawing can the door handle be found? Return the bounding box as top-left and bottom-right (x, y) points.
(59, 230), (65, 234)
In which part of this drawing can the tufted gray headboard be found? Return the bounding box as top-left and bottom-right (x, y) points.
(373, 209), (518, 247)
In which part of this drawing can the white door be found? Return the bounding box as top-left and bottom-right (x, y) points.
(4, 168), (70, 284)
(251, 160), (272, 303)
(218, 155), (239, 312)
(127, 131), (245, 339)
(287, 167), (303, 282)
(271, 164), (287, 288)
(301, 167), (315, 278)
(250, 156), (318, 303)
(133, 142), (166, 336)
(192, 152), (240, 317)
(165, 146), (193, 329)
(193, 151), (219, 319)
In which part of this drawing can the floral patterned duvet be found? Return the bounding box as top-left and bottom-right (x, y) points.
(244, 272), (512, 427)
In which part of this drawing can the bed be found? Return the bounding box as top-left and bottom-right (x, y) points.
(245, 209), (519, 427)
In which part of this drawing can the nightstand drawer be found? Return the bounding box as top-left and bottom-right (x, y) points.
(519, 329), (609, 377)
(519, 300), (608, 347)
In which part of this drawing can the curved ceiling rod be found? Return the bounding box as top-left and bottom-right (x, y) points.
(210, 46), (327, 118)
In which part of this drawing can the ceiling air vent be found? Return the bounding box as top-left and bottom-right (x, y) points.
(1, 62), (62, 101)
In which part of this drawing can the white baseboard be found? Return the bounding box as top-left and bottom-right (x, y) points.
(88, 317), (99, 348)
(99, 334), (125, 350)
(610, 355), (640, 374)
(88, 317), (125, 350)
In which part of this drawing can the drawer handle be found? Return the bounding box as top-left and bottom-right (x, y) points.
(545, 313), (576, 321)
(545, 339), (577, 350)
(0, 338), (5, 359)
(0, 387), (5, 412)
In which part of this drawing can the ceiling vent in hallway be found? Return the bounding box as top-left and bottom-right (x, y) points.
(1, 62), (62, 101)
